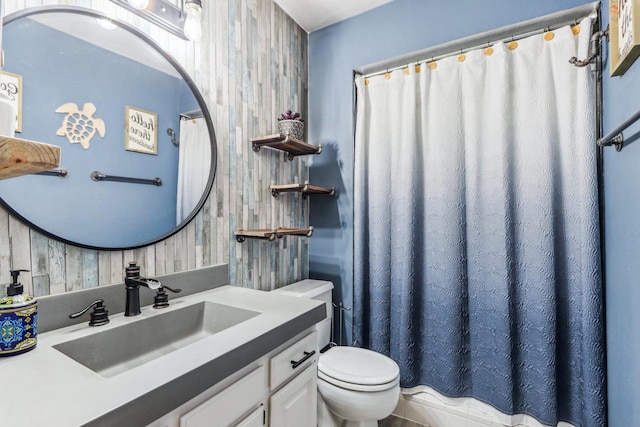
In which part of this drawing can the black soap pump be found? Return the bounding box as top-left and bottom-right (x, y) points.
(7, 269), (29, 297)
(0, 269), (38, 356)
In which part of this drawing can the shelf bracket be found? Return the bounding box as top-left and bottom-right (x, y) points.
(236, 227), (313, 242)
(235, 230), (278, 242)
(287, 144), (323, 161)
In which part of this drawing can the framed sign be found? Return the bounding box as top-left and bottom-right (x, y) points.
(611, 0), (640, 76)
(0, 71), (23, 132)
(125, 105), (158, 155)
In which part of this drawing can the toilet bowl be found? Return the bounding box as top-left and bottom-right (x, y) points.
(318, 346), (400, 427)
(272, 280), (400, 427)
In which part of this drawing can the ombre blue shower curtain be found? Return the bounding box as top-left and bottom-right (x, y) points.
(353, 18), (605, 427)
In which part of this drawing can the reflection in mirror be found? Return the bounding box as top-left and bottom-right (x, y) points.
(0, 7), (216, 249)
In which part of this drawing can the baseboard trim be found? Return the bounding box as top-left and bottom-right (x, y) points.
(393, 387), (576, 427)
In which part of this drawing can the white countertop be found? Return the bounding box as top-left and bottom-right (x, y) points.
(0, 286), (324, 427)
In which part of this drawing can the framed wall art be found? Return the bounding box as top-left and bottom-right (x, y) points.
(611, 0), (640, 76)
(125, 105), (158, 155)
(0, 70), (23, 132)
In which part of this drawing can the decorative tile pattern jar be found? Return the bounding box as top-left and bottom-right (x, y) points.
(0, 296), (37, 356)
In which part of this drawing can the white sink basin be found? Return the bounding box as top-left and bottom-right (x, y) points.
(53, 301), (260, 377)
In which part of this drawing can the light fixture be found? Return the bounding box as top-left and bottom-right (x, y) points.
(127, 0), (150, 10)
(108, 0), (202, 41)
(183, 0), (202, 41)
(184, 0), (202, 14)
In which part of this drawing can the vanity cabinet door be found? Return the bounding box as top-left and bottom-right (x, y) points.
(269, 363), (317, 427)
(234, 406), (265, 427)
(180, 365), (266, 427)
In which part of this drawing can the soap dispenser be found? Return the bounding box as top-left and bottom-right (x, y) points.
(0, 269), (37, 356)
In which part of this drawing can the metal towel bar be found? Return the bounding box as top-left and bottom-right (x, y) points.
(91, 171), (162, 186)
(597, 108), (640, 151)
(34, 168), (68, 178)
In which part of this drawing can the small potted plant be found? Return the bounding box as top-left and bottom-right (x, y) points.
(277, 109), (304, 140)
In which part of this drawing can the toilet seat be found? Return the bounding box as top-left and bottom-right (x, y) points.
(318, 347), (400, 392)
(318, 369), (399, 392)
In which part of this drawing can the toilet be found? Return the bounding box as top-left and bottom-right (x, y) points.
(272, 280), (400, 427)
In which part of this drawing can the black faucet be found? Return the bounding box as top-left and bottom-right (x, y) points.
(124, 262), (182, 316)
(69, 299), (110, 326)
(124, 262), (162, 316)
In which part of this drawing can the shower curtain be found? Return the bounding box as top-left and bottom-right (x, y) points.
(176, 117), (210, 224)
(353, 18), (604, 427)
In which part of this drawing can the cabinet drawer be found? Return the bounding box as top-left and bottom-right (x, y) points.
(270, 331), (317, 390)
(180, 365), (266, 427)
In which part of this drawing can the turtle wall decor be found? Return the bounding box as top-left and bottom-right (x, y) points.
(55, 102), (106, 149)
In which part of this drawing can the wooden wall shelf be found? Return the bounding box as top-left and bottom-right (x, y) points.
(270, 182), (335, 198)
(236, 227), (314, 242)
(251, 134), (322, 160)
(241, 131), (324, 244)
(0, 136), (60, 180)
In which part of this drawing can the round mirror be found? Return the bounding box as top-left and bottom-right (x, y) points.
(0, 6), (216, 250)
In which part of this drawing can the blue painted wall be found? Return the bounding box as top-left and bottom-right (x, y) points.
(0, 19), (186, 248)
(309, 1), (639, 425)
(600, 4), (640, 426)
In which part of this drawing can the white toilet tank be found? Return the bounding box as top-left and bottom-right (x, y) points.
(271, 279), (334, 349)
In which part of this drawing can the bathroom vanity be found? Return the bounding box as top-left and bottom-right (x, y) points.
(0, 285), (325, 426)
(150, 327), (319, 427)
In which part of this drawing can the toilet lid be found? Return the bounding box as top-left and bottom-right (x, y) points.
(318, 347), (400, 387)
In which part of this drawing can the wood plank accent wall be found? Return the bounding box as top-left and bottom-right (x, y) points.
(0, 0), (309, 296)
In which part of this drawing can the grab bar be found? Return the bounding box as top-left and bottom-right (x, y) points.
(91, 171), (162, 186)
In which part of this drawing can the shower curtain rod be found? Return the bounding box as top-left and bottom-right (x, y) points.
(180, 109), (203, 120)
(356, 1), (600, 79)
